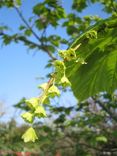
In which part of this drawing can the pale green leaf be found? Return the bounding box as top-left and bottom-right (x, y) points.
(96, 136), (107, 143)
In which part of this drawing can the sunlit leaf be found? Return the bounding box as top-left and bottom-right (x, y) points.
(66, 17), (117, 101)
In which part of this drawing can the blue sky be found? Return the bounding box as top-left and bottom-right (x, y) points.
(0, 0), (108, 123)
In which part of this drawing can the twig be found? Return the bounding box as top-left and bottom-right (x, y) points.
(95, 99), (117, 122)
(14, 7), (57, 60)
(14, 7), (40, 41)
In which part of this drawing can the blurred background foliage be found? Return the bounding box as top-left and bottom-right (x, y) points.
(1, 93), (117, 155)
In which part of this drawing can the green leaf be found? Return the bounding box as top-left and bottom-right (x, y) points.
(75, 57), (87, 64)
(24, 29), (32, 36)
(66, 17), (117, 101)
(21, 112), (34, 123)
(96, 136), (107, 143)
(2, 35), (12, 45)
(19, 25), (25, 30)
(72, 0), (87, 12)
(22, 127), (38, 142)
(15, 0), (21, 6)
(25, 97), (39, 109)
(35, 19), (46, 30)
(112, 130), (117, 137)
(5, 1), (14, 7)
(33, 3), (45, 15)
(0, 25), (9, 31)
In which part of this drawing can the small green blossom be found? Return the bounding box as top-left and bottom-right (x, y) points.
(48, 85), (60, 97)
(21, 112), (34, 123)
(38, 83), (48, 91)
(59, 49), (67, 59)
(25, 97), (39, 109)
(59, 48), (76, 61)
(54, 60), (65, 72)
(60, 76), (71, 87)
(34, 105), (47, 117)
(22, 127), (38, 143)
(86, 30), (97, 39)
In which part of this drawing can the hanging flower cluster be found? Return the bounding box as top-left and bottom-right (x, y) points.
(21, 44), (85, 142)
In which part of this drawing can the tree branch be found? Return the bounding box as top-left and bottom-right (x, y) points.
(0, 32), (56, 60)
(14, 7), (57, 60)
(95, 99), (117, 122)
(14, 7), (40, 41)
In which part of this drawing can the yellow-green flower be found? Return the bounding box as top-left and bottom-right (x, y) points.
(48, 85), (60, 97)
(21, 112), (34, 123)
(60, 76), (71, 87)
(25, 97), (39, 109)
(35, 105), (47, 117)
(22, 127), (38, 142)
(38, 83), (48, 91)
